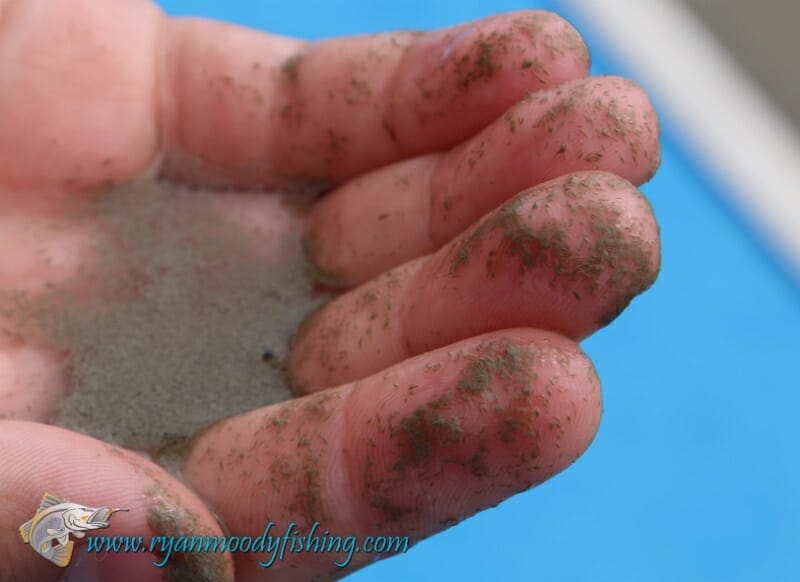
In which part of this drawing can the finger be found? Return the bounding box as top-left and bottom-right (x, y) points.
(163, 10), (590, 188)
(0, 2), (589, 193)
(305, 76), (660, 286)
(0, 421), (234, 581)
(289, 171), (659, 393)
(183, 329), (601, 581)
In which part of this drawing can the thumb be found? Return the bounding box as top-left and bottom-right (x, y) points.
(0, 421), (234, 582)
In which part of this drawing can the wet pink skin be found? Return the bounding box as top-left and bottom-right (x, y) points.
(0, 2), (660, 580)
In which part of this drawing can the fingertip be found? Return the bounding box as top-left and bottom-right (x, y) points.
(528, 11), (592, 79)
(422, 170), (661, 339)
(392, 10), (592, 154)
(434, 75), (662, 240)
(344, 329), (602, 538)
(602, 76), (661, 183)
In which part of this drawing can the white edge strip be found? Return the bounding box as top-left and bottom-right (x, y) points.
(566, 0), (800, 281)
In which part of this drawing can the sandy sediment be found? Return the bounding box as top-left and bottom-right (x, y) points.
(6, 179), (328, 470)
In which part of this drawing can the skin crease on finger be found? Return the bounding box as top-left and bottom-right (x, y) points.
(183, 329), (602, 581)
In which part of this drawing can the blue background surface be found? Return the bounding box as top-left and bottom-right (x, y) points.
(155, 2), (800, 580)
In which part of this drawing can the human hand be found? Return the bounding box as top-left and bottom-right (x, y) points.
(0, 1), (660, 580)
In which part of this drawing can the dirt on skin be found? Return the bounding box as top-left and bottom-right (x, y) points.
(447, 173), (658, 328)
(2, 179), (329, 470)
(361, 339), (546, 529)
(146, 482), (228, 582)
